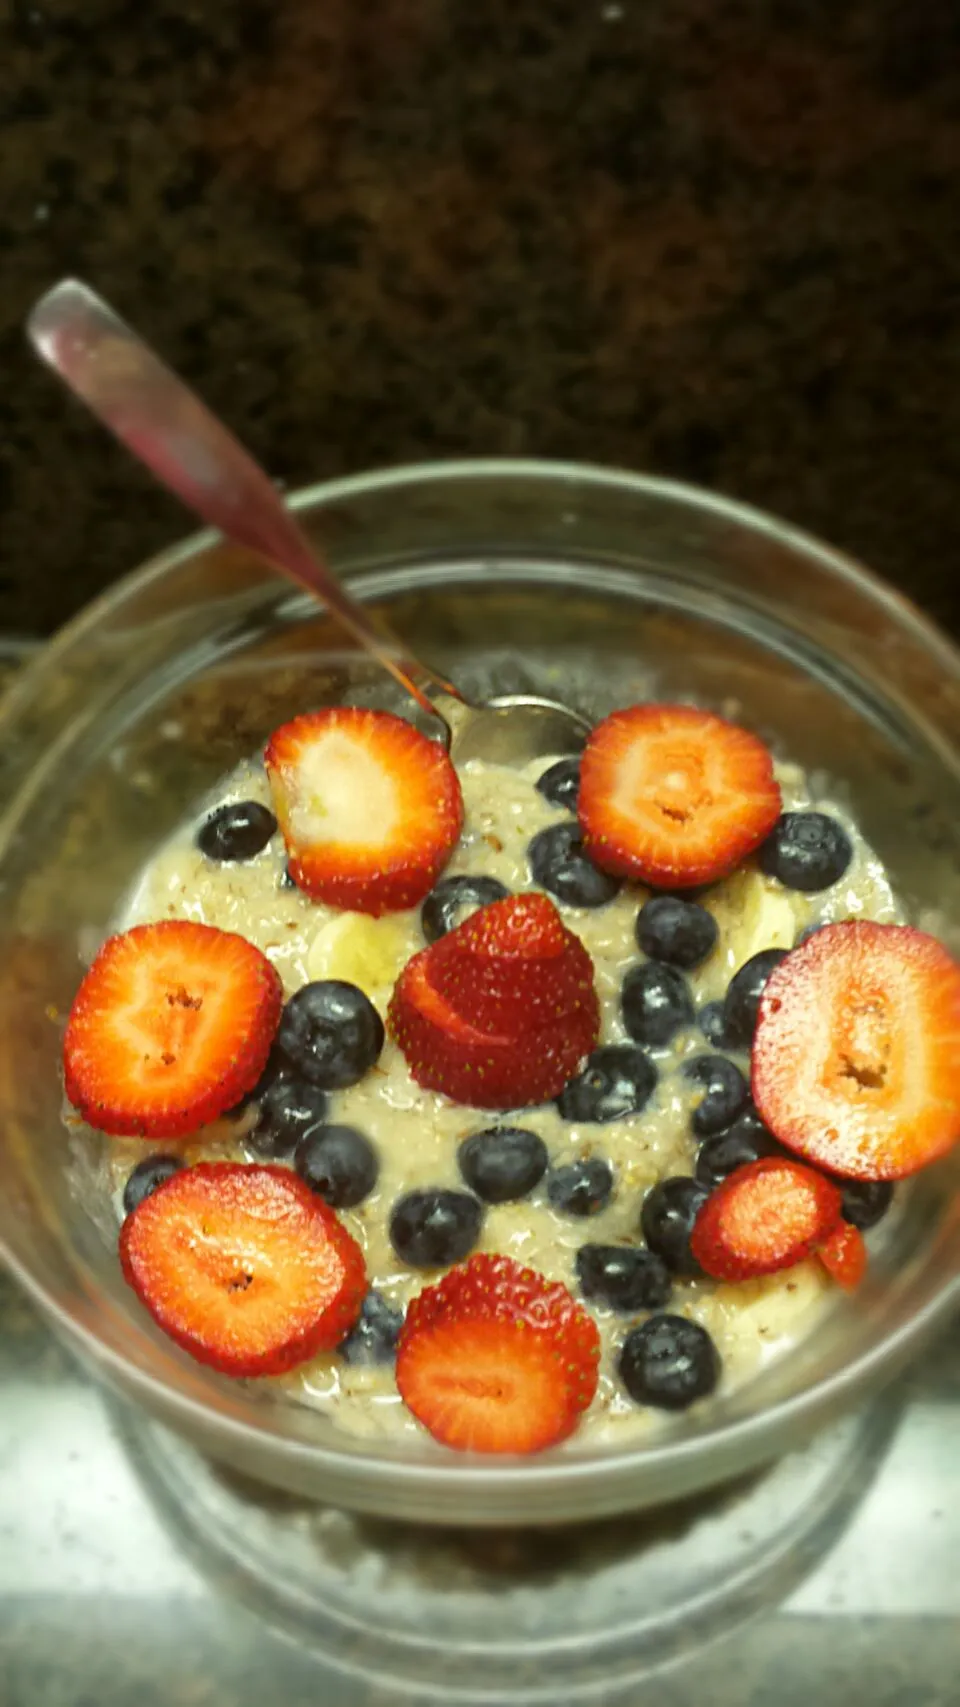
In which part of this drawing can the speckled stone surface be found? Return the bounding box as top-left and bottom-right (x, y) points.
(1, 0), (960, 636)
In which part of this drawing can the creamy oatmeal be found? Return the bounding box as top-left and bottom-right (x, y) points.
(99, 748), (901, 1448)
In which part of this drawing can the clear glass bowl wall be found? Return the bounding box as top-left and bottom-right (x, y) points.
(0, 462), (958, 1527)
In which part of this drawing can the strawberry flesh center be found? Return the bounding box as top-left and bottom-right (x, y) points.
(834, 993), (892, 1093)
(722, 1169), (822, 1250)
(122, 966), (220, 1075)
(286, 733), (399, 847)
(651, 747), (710, 825)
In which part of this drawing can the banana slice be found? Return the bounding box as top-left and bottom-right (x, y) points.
(741, 879), (804, 959)
(306, 911), (419, 1003)
(702, 865), (808, 994)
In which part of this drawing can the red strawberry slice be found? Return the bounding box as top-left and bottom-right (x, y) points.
(578, 703), (782, 887)
(690, 1156), (843, 1282)
(389, 949), (598, 1109)
(265, 708), (463, 915)
(63, 920), (283, 1139)
(396, 1253), (600, 1453)
(816, 1222), (867, 1291)
(429, 893), (598, 1035)
(120, 1162), (366, 1376)
(752, 922), (960, 1180)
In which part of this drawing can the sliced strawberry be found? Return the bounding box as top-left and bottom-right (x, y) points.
(389, 949), (597, 1108)
(752, 921), (960, 1180)
(690, 1156), (843, 1282)
(429, 893), (598, 1035)
(119, 1162), (366, 1376)
(578, 703), (782, 887)
(396, 1253), (600, 1453)
(265, 708), (463, 915)
(63, 921), (283, 1139)
(816, 1221), (867, 1291)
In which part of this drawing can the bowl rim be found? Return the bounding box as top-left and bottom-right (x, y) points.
(2, 456), (959, 1512)
(12, 455), (960, 686)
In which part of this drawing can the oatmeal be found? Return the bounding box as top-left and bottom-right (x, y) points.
(101, 746), (901, 1448)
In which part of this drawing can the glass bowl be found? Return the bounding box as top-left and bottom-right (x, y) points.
(0, 460), (958, 1529)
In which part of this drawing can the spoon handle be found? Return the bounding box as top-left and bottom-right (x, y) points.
(27, 279), (458, 718)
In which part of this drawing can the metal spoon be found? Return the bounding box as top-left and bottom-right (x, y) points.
(27, 279), (589, 764)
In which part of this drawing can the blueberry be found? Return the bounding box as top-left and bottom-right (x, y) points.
(575, 1244), (672, 1312)
(295, 1124), (379, 1208)
(557, 1046), (658, 1123)
(683, 1054), (749, 1137)
(420, 875), (510, 944)
(722, 949), (787, 1049)
(840, 1179), (894, 1231)
(618, 1314), (721, 1410)
(390, 1189), (483, 1268)
(276, 981), (384, 1089)
(536, 757), (581, 812)
(640, 1177), (710, 1276)
(457, 1126), (549, 1204)
(338, 1290), (404, 1366)
(697, 1000), (728, 1046)
(547, 1156), (614, 1216)
(122, 1154), (183, 1216)
(622, 962), (695, 1047)
(528, 822), (621, 909)
(196, 800), (277, 861)
(694, 1109), (784, 1191)
(247, 1071), (329, 1157)
(636, 896), (719, 970)
(759, 812), (853, 893)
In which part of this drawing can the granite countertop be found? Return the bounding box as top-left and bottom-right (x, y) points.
(1, 1), (960, 637)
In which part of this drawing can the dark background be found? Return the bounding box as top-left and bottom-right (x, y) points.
(2, 0), (959, 637)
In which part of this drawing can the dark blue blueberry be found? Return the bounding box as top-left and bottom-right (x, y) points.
(622, 962), (695, 1047)
(122, 1154), (183, 1216)
(683, 1054), (750, 1138)
(618, 1314), (720, 1410)
(528, 822), (621, 909)
(295, 1124), (379, 1208)
(636, 896), (719, 970)
(547, 1156), (614, 1216)
(196, 800), (277, 861)
(575, 1244), (672, 1312)
(536, 757), (581, 812)
(247, 1070), (328, 1157)
(557, 1046), (658, 1123)
(759, 812), (853, 893)
(640, 1177), (710, 1277)
(420, 875), (510, 944)
(457, 1126), (549, 1204)
(697, 1000), (728, 1046)
(275, 980), (384, 1089)
(390, 1189), (483, 1268)
(840, 1179), (894, 1231)
(694, 1109), (785, 1191)
(722, 949), (787, 1049)
(338, 1290), (404, 1366)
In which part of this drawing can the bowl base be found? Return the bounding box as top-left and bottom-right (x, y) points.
(111, 1395), (898, 1704)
